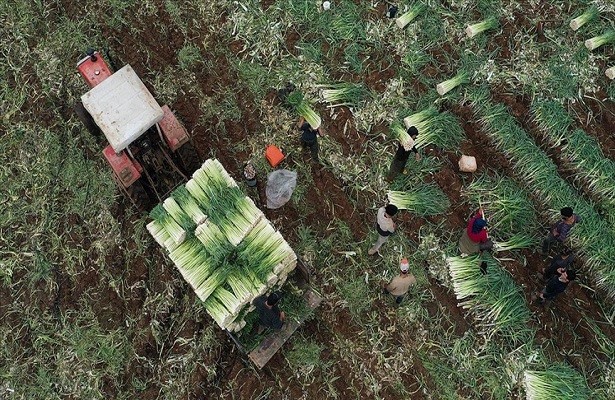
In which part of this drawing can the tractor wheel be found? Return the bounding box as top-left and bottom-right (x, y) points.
(112, 172), (152, 211)
(176, 142), (201, 176)
(74, 101), (101, 136)
(126, 180), (153, 211)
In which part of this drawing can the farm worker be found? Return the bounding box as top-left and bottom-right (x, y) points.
(542, 248), (576, 280)
(253, 292), (285, 333)
(540, 207), (580, 255)
(385, 126), (420, 183)
(535, 269), (576, 306)
(298, 116), (324, 162)
(458, 207), (493, 257)
(368, 204), (398, 256)
(382, 258), (417, 305)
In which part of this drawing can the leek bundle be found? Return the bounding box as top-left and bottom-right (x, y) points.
(195, 265), (229, 302)
(173, 186), (207, 225)
(465, 17), (498, 38)
(524, 364), (589, 400)
(204, 296), (235, 329)
(227, 271), (256, 303)
(387, 185), (450, 216)
(390, 121), (416, 151)
(493, 234), (536, 252)
(585, 30), (615, 51)
(169, 239), (217, 291)
(234, 196), (263, 229)
(147, 219), (169, 248)
(436, 72), (469, 96)
(569, 5), (599, 31)
(447, 255), (531, 341)
(163, 197), (195, 231)
(287, 91), (321, 128)
(403, 107), (437, 129)
(149, 204), (186, 244)
(195, 220), (226, 249)
(318, 82), (368, 108)
(395, 3), (425, 29)
(213, 286), (243, 314)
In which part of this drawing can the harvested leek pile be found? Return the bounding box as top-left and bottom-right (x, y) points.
(146, 159), (297, 332)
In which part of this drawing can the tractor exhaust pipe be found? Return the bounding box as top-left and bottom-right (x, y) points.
(86, 48), (98, 62)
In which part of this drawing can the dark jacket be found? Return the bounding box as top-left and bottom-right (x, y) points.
(253, 295), (283, 329)
(300, 123), (318, 143)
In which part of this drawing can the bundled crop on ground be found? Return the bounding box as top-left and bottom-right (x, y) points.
(465, 17), (499, 38)
(585, 30), (615, 51)
(148, 159), (296, 331)
(437, 71), (469, 96)
(467, 88), (615, 298)
(569, 5), (599, 31)
(387, 184), (450, 216)
(524, 363), (589, 399)
(318, 81), (369, 108)
(395, 2), (425, 29)
(447, 255), (531, 343)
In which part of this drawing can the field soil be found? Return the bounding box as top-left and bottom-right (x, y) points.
(6, 1), (615, 399)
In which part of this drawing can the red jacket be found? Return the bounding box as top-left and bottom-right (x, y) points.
(467, 211), (488, 243)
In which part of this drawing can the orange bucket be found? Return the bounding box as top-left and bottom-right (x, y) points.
(265, 145), (285, 167)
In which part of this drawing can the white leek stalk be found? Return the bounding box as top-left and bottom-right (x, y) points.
(585, 30), (615, 51)
(436, 72), (469, 96)
(403, 107), (437, 129)
(569, 6), (599, 31)
(395, 3), (425, 29)
(390, 122), (415, 151)
(465, 17), (498, 38)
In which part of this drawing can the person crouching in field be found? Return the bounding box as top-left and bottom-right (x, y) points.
(382, 258), (416, 305)
(459, 207), (493, 257)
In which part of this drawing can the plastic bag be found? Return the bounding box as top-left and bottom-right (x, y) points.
(266, 169), (297, 209)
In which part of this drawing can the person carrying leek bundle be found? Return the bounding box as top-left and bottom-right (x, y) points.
(385, 126), (420, 183)
(458, 207), (493, 257)
(540, 207), (580, 255)
(542, 248), (576, 280)
(368, 204), (398, 256)
(298, 116), (324, 162)
(382, 258), (416, 305)
(253, 292), (285, 333)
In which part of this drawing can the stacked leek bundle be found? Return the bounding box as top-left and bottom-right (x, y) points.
(146, 159), (297, 332)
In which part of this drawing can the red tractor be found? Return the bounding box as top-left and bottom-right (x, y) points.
(75, 49), (200, 209)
